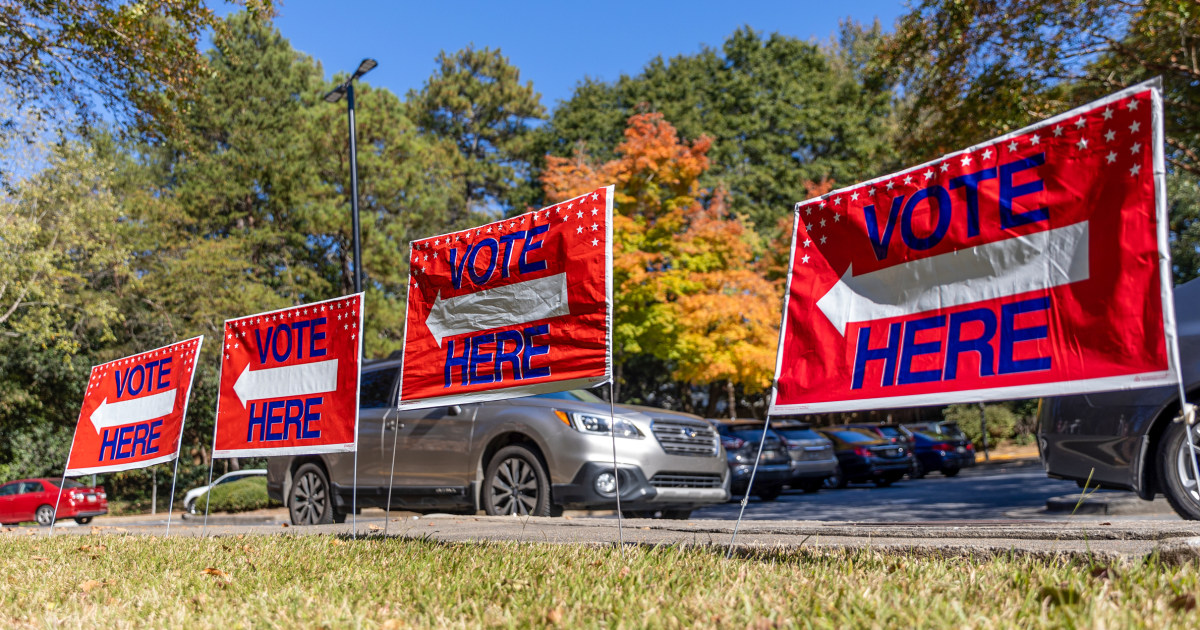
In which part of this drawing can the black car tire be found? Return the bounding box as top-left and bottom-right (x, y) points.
(484, 445), (552, 517)
(1157, 420), (1200, 520)
(74, 516), (93, 525)
(943, 467), (961, 478)
(35, 504), (55, 527)
(289, 463), (335, 526)
(824, 465), (847, 489)
(756, 485), (783, 501)
(910, 459), (926, 479)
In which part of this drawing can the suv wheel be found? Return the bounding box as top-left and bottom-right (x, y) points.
(484, 445), (551, 516)
(1158, 420), (1200, 520)
(289, 463), (334, 525)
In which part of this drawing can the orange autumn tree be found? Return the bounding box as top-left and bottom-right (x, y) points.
(542, 113), (779, 409)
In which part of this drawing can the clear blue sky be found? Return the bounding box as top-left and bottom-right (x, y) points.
(261, 0), (908, 110)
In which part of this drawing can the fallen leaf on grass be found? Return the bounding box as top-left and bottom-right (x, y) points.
(202, 567), (231, 585)
(547, 606), (564, 625)
(330, 539), (344, 546)
(368, 524), (383, 531)
(78, 545), (107, 553)
(79, 580), (106, 593)
(281, 523), (289, 528)
(1170, 594), (1196, 612)
(619, 567), (631, 579)
(31, 555), (49, 563)
(381, 620), (405, 630)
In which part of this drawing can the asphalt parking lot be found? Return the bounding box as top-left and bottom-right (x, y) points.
(695, 459), (1181, 522)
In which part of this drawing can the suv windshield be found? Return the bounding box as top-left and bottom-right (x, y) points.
(528, 390), (604, 403)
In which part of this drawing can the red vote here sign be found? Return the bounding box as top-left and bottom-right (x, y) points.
(399, 185), (614, 408)
(67, 337), (204, 476)
(771, 81), (1177, 414)
(214, 294), (363, 457)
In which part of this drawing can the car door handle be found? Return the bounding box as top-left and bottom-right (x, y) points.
(385, 418), (404, 431)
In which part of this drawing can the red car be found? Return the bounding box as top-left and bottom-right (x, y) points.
(0, 478), (108, 526)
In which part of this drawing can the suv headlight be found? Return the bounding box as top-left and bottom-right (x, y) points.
(563, 411), (644, 439)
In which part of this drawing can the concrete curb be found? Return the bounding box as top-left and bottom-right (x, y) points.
(1045, 492), (1177, 516)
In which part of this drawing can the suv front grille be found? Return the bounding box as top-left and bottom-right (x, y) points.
(651, 420), (718, 457)
(650, 473), (723, 488)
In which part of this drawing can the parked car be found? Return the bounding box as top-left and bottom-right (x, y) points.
(816, 428), (912, 488)
(267, 358), (729, 524)
(714, 420), (793, 501)
(842, 423), (915, 449)
(902, 424), (976, 478)
(1037, 277), (1200, 520)
(0, 478), (107, 526)
(771, 420), (838, 492)
(183, 469), (268, 514)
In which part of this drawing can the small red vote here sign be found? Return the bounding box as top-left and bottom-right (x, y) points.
(772, 80), (1179, 414)
(214, 294), (363, 457)
(67, 337), (204, 476)
(399, 185), (614, 408)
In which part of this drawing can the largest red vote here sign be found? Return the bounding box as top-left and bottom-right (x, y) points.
(66, 337), (204, 476)
(399, 185), (614, 408)
(214, 295), (363, 457)
(771, 80), (1178, 414)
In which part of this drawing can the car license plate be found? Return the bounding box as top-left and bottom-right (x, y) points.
(956, 446), (966, 454)
(87, 494), (96, 502)
(882, 449), (897, 457)
(761, 451), (781, 462)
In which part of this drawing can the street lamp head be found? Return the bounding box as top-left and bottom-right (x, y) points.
(323, 85), (346, 103)
(354, 58), (378, 79)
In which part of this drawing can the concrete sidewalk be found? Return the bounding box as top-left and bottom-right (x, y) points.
(17, 513), (1200, 565)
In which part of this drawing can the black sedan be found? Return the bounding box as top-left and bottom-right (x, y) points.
(816, 427), (912, 488)
(1037, 276), (1200, 520)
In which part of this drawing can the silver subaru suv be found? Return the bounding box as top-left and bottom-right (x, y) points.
(266, 357), (730, 524)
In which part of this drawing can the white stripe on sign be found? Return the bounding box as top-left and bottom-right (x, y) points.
(232, 359), (339, 407)
(816, 220), (1090, 336)
(90, 389), (176, 433)
(425, 272), (570, 346)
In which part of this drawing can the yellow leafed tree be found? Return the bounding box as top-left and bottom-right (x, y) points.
(542, 113), (779, 408)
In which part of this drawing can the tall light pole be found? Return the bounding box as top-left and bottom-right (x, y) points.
(324, 58), (377, 294)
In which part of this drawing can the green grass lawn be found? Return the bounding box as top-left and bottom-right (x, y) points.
(2, 534), (1198, 628)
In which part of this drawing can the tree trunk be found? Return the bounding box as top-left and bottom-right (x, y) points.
(726, 380), (737, 420)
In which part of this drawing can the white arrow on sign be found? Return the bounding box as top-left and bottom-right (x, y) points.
(817, 220), (1090, 336)
(232, 359), (339, 407)
(425, 273), (570, 347)
(90, 389), (176, 434)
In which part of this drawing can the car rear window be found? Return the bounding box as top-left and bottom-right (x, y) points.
(824, 430), (880, 443)
(776, 427), (822, 441)
(720, 425), (779, 441)
(938, 425), (967, 440)
(878, 427), (905, 438)
(46, 479), (84, 489)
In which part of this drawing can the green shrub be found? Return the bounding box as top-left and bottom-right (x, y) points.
(942, 403), (1018, 445)
(196, 476), (278, 513)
